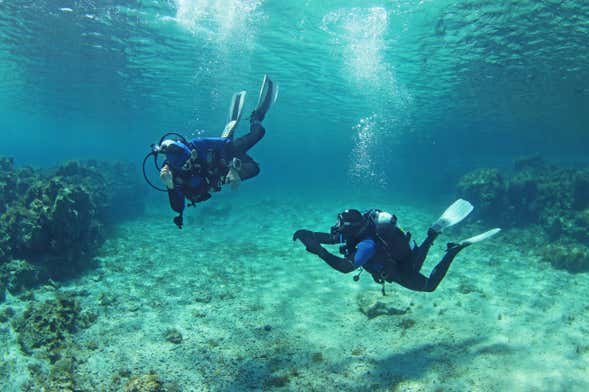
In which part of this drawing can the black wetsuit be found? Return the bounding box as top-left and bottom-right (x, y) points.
(296, 227), (465, 292)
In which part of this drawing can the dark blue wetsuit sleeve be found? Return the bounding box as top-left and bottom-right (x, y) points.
(167, 188), (185, 214)
(353, 239), (376, 268)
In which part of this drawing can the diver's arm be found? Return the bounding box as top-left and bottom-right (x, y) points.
(318, 239), (375, 274)
(312, 231), (339, 244)
(167, 188), (185, 214)
(293, 229), (355, 273)
(316, 248), (356, 273)
(167, 188), (185, 229)
(293, 230), (338, 244)
(161, 165), (185, 213)
(354, 239), (376, 267)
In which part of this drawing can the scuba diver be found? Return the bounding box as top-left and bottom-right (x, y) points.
(293, 199), (500, 294)
(143, 75), (279, 229)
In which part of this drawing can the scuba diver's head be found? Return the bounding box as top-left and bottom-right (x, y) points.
(331, 209), (365, 239)
(143, 132), (191, 192)
(158, 139), (184, 154)
(157, 139), (191, 171)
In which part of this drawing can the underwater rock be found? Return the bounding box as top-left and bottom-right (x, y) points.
(265, 374), (290, 388)
(541, 243), (589, 274)
(505, 171), (541, 223)
(311, 352), (323, 363)
(359, 301), (410, 319)
(47, 356), (77, 392)
(56, 160), (146, 222)
(456, 158), (587, 240)
(457, 168), (505, 219)
(12, 292), (95, 362)
(0, 306), (15, 322)
(164, 328), (183, 344)
(0, 259), (49, 294)
(193, 289), (212, 303)
(0, 156), (14, 171)
(357, 293), (410, 319)
(398, 318), (416, 330)
(0, 157), (17, 215)
(125, 372), (167, 392)
(0, 156), (146, 275)
(573, 170), (589, 210)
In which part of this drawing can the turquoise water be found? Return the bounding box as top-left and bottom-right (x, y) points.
(1, 1), (589, 391)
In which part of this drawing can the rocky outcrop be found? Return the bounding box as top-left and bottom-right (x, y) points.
(0, 157), (145, 280)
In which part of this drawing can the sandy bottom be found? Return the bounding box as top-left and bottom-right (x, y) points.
(1, 191), (588, 391)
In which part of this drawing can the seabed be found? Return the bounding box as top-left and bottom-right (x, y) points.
(1, 189), (588, 391)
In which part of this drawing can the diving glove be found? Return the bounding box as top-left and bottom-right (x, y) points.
(173, 214), (183, 229)
(293, 230), (323, 255)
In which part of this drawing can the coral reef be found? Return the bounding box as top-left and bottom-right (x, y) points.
(12, 292), (96, 362)
(0, 306), (14, 322)
(0, 259), (49, 294)
(540, 243), (589, 274)
(457, 168), (505, 220)
(356, 292), (411, 319)
(125, 372), (167, 392)
(164, 328), (183, 344)
(457, 157), (589, 274)
(458, 158), (589, 232)
(0, 157), (146, 280)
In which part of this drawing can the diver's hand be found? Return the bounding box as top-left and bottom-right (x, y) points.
(173, 214), (183, 229)
(160, 165), (174, 189)
(293, 230), (322, 255)
(293, 229), (313, 242)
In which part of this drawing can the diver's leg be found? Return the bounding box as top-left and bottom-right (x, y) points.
(396, 243), (464, 292)
(235, 154), (260, 180)
(231, 121), (266, 154)
(422, 244), (465, 291)
(410, 228), (439, 272)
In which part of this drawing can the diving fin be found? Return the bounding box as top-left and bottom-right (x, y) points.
(251, 74), (279, 123)
(459, 228), (501, 247)
(221, 90), (246, 138)
(430, 199), (474, 233)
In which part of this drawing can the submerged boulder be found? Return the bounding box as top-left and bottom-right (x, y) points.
(457, 157), (585, 229)
(540, 243), (589, 274)
(56, 159), (146, 222)
(0, 157), (146, 277)
(356, 292), (411, 319)
(573, 170), (589, 210)
(125, 372), (167, 392)
(457, 168), (505, 219)
(457, 158), (589, 273)
(0, 259), (49, 294)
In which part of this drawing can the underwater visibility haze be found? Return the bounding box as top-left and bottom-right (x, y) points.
(1, 1), (589, 391)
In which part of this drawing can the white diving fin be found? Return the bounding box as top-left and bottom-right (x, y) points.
(460, 228), (501, 247)
(431, 199), (474, 233)
(251, 74), (279, 122)
(221, 90), (246, 138)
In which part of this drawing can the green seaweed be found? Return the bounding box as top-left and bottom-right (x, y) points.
(125, 371), (167, 392)
(12, 292), (95, 362)
(541, 243), (589, 274)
